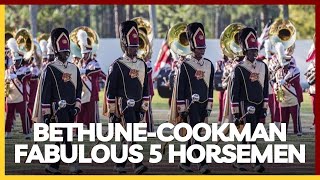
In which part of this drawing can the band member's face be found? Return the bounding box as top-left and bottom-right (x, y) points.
(246, 49), (258, 62)
(48, 54), (55, 62)
(57, 51), (70, 62)
(42, 58), (48, 63)
(127, 46), (138, 58)
(82, 52), (90, 60)
(72, 57), (80, 64)
(193, 48), (206, 59)
(14, 59), (22, 68)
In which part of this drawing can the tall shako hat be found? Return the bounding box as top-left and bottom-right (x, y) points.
(186, 22), (206, 50)
(119, 20), (139, 47)
(51, 28), (70, 54)
(238, 27), (258, 52)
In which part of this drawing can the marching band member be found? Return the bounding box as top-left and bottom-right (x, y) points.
(92, 53), (107, 87)
(221, 55), (244, 123)
(173, 22), (213, 174)
(40, 39), (48, 66)
(144, 52), (155, 132)
(5, 38), (32, 139)
(273, 42), (303, 136)
(33, 28), (83, 174)
(47, 37), (55, 63)
(104, 21), (149, 174)
(230, 27), (268, 172)
(305, 41), (315, 129)
(27, 56), (41, 129)
(75, 29), (102, 129)
(215, 54), (228, 125)
(261, 39), (280, 125)
(306, 59), (315, 129)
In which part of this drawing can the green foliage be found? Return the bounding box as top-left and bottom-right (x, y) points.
(5, 5), (315, 39)
(289, 5), (315, 39)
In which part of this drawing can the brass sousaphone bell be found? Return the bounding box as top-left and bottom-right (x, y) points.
(14, 28), (34, 61)
(220, 23), (246, 60)
(269, 18), (296, 49)
(126, 17), (152, 60)
(167, 22), (191, 57)
(70, 26), (100, 59)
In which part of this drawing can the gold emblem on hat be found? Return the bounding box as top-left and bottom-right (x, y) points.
(133, 33), (138, 38)
(62, 39), (68, 44)
(199, 35), (204, 40)
(129, 69), (139, 78)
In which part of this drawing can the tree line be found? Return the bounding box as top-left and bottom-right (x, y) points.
(5, 5), (315, 39)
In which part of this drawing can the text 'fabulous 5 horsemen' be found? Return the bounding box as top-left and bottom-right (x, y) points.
(4, 17), (315, 174)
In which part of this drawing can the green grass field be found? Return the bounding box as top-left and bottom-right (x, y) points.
(5, 91), (315, 175)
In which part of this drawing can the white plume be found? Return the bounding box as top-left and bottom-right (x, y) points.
(47, 38), (54, 54)
(77, 29), (88, 46)
(39, 40), (48, 52)
(264, 39), (272, 52)
(7, 38), (19, 53)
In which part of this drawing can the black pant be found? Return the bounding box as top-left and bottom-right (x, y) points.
(239, 101), (263, 165)
(116, 98), (143, 168)
(49, 105), (75, 170)
(184, 102), (207, 167)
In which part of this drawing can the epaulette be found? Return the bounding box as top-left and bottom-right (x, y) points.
(114, 57), (122, 62)
(136, 57), (145, 63)
(203, 58), (211, 62)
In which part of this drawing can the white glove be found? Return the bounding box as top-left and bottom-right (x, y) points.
(278, 79), (286, 86)
(79, 68), (86, 75)
(273, 83), (278, 91)
(8, 73), (17, 80)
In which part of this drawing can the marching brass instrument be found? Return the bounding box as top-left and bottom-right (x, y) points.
(5, 78), (10, 97)
(275, 83), (285, 102)
(15, 28), (34, 61)
(305, 66), (315, 85)
(137, 31), (151, 60)
(132, 17), (154, 43)
(37, 33), (50, 43)
(167, 22), (191, 57)
(269, 18), (296, 49)
(220, 23), (246, 59)
(70, 26), (100, 59)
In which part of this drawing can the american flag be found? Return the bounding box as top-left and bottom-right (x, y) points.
(306, 43), (315, 62)
(153, 40), (173, 78)
(258, 20), (272, 50)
